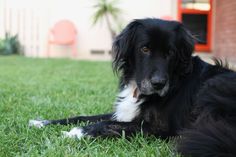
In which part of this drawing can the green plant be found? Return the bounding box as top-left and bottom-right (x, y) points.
(92, 0), (123, 39)
(0, 32), (22, 55)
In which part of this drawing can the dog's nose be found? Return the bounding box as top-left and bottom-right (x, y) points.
(150, 77), (167, 89)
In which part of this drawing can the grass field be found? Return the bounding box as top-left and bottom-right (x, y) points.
(0, 56), (178, 157)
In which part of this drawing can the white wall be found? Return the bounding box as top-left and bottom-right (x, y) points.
(0, 0), (177, 60)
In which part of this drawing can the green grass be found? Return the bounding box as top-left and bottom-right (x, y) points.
(0, 56), (178, 157)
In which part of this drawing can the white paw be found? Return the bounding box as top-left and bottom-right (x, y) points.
(28, 119), (49, 128)
(62, 127), (84, 139)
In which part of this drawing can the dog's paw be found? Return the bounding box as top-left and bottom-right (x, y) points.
(28, 119), (50, 128)
(62, 127), (85, 139)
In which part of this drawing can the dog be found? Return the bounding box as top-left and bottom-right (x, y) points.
(29, 18), (236, 157)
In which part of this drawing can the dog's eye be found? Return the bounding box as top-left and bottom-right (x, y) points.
(141, 46), (151, 54)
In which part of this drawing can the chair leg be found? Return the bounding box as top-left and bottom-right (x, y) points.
(71, 41), (78, 58)
(47, 43), (50, 57)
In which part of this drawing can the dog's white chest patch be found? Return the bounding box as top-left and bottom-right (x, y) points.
(112, 82), (144, 122)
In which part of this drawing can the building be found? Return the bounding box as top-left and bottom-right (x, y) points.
(0, 0), (235, 61)
(178, 0), (236, 62)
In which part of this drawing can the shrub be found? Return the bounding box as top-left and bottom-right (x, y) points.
(0, 33), (23, 55)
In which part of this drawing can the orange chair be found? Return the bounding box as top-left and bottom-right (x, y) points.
(161, 15), (173, 21)
(47, 20), (78, 57)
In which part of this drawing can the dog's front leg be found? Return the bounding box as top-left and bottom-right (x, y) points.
(62, 121), (148, 139)
(29, 113), (113, 128)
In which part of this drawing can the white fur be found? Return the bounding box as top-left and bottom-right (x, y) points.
(112, 82), (144, 122)
(28, 119), (49, 128)
(62, 127), (84, 139)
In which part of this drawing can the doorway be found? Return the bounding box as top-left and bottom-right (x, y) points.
(178, 0), (212, 52)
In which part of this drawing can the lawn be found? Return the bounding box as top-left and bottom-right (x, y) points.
(0, 56), (178, 157)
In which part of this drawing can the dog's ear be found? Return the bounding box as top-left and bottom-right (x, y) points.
(175, 24), (195, 75)
(112, 20), (140, 75)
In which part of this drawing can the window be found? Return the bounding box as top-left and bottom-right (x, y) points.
(178, 0), (212, 52)
(182, 0), (210, 11)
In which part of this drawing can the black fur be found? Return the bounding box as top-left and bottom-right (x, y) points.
(112, 18), (236, 156)
(36, 18), (236, 157)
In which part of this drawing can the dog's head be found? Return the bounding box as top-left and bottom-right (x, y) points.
(112, 18), (194, 97)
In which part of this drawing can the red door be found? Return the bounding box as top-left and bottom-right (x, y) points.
(178, 0), (212, 52)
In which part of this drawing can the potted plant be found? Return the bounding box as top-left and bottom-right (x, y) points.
(0, 33), (22, 55)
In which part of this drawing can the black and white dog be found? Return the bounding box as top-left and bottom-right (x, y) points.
(29, 18), (236, 157)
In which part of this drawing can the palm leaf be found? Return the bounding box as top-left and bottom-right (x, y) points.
(92, 0), (121, 25)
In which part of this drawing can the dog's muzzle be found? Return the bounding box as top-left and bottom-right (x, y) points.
(140, 79), (169, 96)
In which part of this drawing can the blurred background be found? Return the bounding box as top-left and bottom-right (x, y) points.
(0, 0), (235, 61)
